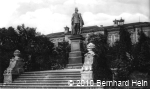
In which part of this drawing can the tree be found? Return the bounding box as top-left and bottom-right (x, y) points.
(88, 33), (112, 82)
(115, 25), (132, 81)
(131, 30), (150, 73)
(0, 27), (19, 83)
(107, 41), (120, 68)
(0, 25), (55, 82)
(52, 41), (70, 69)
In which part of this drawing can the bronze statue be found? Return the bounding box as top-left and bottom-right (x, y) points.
(71, 8), (84, 35)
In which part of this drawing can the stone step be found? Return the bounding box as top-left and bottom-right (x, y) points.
(22, 73), (81, 76)
(2, 82), (77, 85)
(0, 83), (104, 88)
(21, 72), (80, 76)
(1, 83), (102, 86)
(66, 66), (82, 69)
(17, 77), (80, 79)
(23, 71), (81, 74)
(15, 77), (81, 80)
(0, 84), (103, 89)
(2, 68), (97, 88)
(13, 80), (80, 83)
(18, 75), (81, 78)
(23, 69), (81, 74)
(67, 63), (83, 69)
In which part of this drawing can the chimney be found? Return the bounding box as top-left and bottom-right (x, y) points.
(113, 19), (119, 27)
(64, 26), (69, 34)
(118, 17), (124, 25)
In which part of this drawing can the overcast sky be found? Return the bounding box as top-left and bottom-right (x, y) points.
(0, 0), (149, 35)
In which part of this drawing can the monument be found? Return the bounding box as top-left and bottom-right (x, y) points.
(67, 8), (84, 68)
(71, 7), (84, 35)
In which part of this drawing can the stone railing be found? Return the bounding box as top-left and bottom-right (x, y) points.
(81, 42), (95, 81)
(3, 50), (24, 83)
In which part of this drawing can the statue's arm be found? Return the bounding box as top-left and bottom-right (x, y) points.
(79, 13), (84, 26)
(78, 13), (80, 19)
(71, 14), (74, 25)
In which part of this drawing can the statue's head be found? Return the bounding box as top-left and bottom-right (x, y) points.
(75, 7), (78, 13)
(87, 43), (95, 49)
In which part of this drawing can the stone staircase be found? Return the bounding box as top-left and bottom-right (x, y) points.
(0, 69), (103, 89)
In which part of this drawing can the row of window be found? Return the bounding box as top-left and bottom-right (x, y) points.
(51, 38), (64, 43)
(108, 30), (150, 46)
(50, 30), (150, 46)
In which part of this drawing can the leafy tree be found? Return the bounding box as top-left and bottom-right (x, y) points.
(24, 35), (54, 71)
(16, 24), (36, 53)
(52, 41), (70, 69)
(0, 27), (19, 83)
(131, 30), (150, 74)
(0, 24), (55, 82)
(107, 41), (120, 68)
(88, 33), (112, 82)
(114, 25), (132, 81)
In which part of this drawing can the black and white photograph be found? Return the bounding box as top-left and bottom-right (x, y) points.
(0, 0), (150, 89)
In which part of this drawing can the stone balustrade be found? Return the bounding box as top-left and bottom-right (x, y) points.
(3, 50), (24, 83)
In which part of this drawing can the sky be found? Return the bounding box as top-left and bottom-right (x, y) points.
(0, 0), (149, 35)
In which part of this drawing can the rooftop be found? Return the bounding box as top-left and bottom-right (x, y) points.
(47, 22), (150, 38)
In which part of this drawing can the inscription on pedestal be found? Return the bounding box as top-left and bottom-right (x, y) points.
(71, 41), (80, 51)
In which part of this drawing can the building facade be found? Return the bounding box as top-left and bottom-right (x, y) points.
(47, 19), (150, 46)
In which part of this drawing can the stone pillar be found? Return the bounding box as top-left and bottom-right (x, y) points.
(3, 50), (24, 83)
(81, 43), (95, 82)
(67, 35), (84, 68)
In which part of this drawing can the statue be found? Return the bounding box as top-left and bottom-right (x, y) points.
(71, 7), (84, 35)
(81, 43), (95, 82)
(82, 43), (95, 71)
(3, 50), (24, 83)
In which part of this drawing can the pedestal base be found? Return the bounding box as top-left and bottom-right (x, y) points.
(3, 73), (12, 83)
(67, 63), (83, 69)
(81, 71), (93, 81)
(69, 51), (82, 64)
(68, 35), (84, 68)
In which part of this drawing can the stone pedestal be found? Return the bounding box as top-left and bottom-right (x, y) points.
(3, 73), (12, 83)
(67, 35), (84, 68)
(81, 71), (93, 81)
